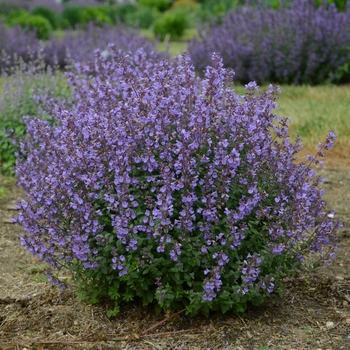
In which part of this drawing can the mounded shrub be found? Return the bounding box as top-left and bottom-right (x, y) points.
(153, 9), (189, 40)
(81, 6), (113, 27)
(125, 5), (159, 29)
(138, 0), (172, 12)
(189, 0), (350, 85)
(15, 50), (341, 316)
(113, 3), (138, 24)
(195, 0), (242, 24)
(62, 5), (84, 28)
(10, 13), (53, 40)
(31, 6), (61, 30)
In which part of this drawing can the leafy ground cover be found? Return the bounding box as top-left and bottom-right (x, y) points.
(0, 162), (350, 349)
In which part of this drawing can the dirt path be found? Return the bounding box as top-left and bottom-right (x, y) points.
(0, 165), (350, 350)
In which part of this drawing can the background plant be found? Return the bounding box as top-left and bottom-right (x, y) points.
(61, 5), (84, 28)
(196, 0), (242, 23)
(43, 23), (165, 69)
(31, 5), (61, 30)
(0, 22), (40, 72)
(0, 54), (71, 175)
(189, 0), (350, 84)
(9, 12), (53, 40)
(316, 0), (348, 11)
(15, 50), (341, 317)
(138, 0), (172, 12)
(80, 6), (114, 27)
(153, 8), (189, 40)
(125, 5), (159, 29)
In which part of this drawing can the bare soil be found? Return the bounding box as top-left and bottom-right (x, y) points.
(1, 157), (350, 350)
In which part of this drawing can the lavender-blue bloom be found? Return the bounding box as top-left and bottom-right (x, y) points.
(15, 48), (341, 316)
(189, 0), (350, 85)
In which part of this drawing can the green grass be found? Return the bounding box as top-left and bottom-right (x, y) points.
(233, 84), (350, 153)
(156, 40), (188, 56)
(140, 26), (198, 42)
(141, 27), (197, 57)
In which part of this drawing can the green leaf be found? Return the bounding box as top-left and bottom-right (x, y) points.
(122, 293), (134, 302)
(107, 303), (120, 318)
(145, 290), (154, 304)
(200, 304), (210, 318)
(108, 287), (120, 300)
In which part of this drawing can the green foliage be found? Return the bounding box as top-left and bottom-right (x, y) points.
(172, 0), (199, 11)
(196, 0), (240, 23)
(316, 0), (348, 11)
(0, 185), (9, 200)
(261, 0), (283, 9)
(153, 9), (189, 40)
(126, 6), (159, 29)
(138, 0), (172, 12)
(113, 3), (138, 24)
(331, 0), (348, 11)
(31, 6), (61, 30)
(9, 13), (52, 40)
(62, 5), (83, 28)
(332, 61), (350, 83)
(81, 6), (113, 26)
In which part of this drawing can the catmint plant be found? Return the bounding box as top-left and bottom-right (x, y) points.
(0, 51), (70, 174)
(0, 22), (40, 72)
(43, 23), (166, 70)
(189, 0), (350, 85)
(15, 50), (341, 316)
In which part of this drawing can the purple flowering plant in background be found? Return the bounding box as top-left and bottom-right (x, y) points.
(0, 21), (40, 72)
(0, 51), (71, 175)
(0, 24), (164, 174)
(188, 0), (350, 85)
(0, 21), (163, 72)
(42, 22), (166, 70)
(15, 48), (341, 316)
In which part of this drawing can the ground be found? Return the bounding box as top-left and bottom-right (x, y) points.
(1, 154), (350, 350)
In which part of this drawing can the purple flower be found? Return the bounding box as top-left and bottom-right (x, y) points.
(14, 47), (340, 315)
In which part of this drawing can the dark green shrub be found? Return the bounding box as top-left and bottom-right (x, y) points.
(103, 5), (119, 24)
(31, 6), (61, 30)
(62, 6), (84, 28)
(126, 6), (159, 29)
(10, 13), (53, 40)
(316, 0), (348, 11)
(138, 0), (172, 12)
(153, 9), (189, 40)
(196, 0), (240, 23)
(113, 3), (138, 24)
(81, 6), (113, 26)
